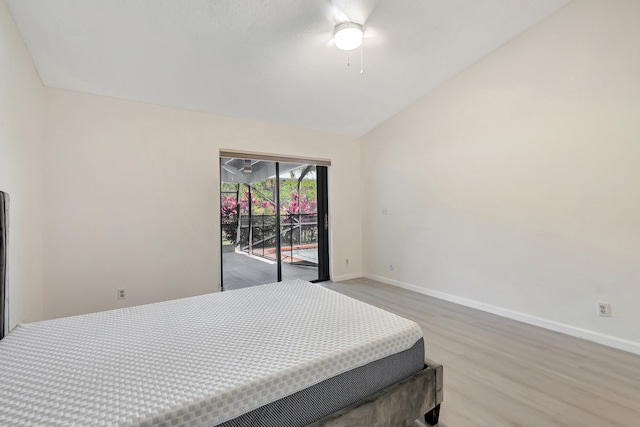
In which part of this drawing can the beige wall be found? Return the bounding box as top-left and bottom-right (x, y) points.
(0, 1), (45, 326)
(361, 0), (640, 353)
(43, 89), (362, 319)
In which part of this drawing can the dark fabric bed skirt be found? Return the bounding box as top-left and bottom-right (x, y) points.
(217, 338), (425, 427)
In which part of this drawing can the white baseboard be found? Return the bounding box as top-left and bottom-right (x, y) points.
(364, 273), (640, 356)
(331, 272), (364, 282)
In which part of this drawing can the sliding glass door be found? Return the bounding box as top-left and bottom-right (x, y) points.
(220, 156), (329, 290)
(278, 163), (319, 282)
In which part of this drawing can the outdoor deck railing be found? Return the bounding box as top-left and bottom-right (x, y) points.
(223, 213), (318, 265)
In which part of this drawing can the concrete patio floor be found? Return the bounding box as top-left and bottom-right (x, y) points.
(222, 250), (319, 290)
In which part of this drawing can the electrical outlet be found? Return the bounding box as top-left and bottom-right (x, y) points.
(389, 263), (394, 271)
(345, 258), (349, 265)
(117, 288), (126, 300)
(382, 207), (388, 215)
(597, 302), (611, 317)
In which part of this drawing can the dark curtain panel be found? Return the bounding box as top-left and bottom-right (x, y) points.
(0, 191), (8, 340)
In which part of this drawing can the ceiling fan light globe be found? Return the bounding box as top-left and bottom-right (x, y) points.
(334, 22), (363, 50)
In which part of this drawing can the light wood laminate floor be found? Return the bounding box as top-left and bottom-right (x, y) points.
(322, 278), (640, 427)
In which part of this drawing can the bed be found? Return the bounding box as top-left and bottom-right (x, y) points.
(0, 280), (442, 426)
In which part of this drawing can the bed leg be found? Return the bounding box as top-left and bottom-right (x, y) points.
(424, 404), (441, 426)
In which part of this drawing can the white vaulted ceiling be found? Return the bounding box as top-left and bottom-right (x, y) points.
(6, 0), (569, 136)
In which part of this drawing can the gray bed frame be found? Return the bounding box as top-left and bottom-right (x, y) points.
(310, 358), (443, 426)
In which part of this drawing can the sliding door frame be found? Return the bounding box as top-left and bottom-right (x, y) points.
(315, 166), (330, 282)
(274, 162), (283, 282)
(219, 153), (330, 290)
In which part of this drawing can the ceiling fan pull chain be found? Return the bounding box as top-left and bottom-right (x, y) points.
(360, 39), (364, 74)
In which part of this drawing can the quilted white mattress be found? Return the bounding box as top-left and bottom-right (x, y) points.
(0, 280), (423, 427)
